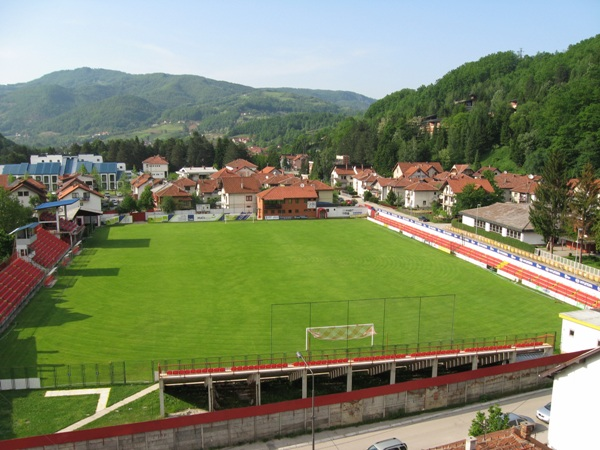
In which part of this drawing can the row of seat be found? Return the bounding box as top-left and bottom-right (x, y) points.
(0, 258), (45, 325)
(375, 214), (600, 309)
(161, 342), (553, 377)
(30, 227), (70, 269)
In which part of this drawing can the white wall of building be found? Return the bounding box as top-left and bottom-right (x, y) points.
(547, 354), (600, 450)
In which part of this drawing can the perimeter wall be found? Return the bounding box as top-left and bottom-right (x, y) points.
(2, 352), (580, 450)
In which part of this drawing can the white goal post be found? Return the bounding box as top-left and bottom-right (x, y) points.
(305, 323), (376, 350)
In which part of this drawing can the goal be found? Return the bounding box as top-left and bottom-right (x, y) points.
(305, 323), (376, 350)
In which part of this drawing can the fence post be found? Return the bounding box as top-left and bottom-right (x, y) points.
(110, 362), (114, 385)
(123, 361), (126, 384)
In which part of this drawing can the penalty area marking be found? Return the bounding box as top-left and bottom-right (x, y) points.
(45, 388), (111, 413)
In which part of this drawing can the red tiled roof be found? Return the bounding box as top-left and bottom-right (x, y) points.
(445, 176), (494, 194)
(290, 179), (334, 191)
(57, 182), (102, 200)
(257, 185), (318, 201)
(425, 426), (549, 449)
(154, 184), (191, 199)
(221, 176), (261, 194)
(225, 159), (258, 170)
(143, 155), (169, 165)
(211, 168), (238, 179)
(172, 177), (197, 188)
(197, 179), (219, 194)
(405, 180), (439, 191)
(131, 173), (153, 188)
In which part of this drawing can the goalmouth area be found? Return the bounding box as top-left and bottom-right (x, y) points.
(0, 219), (575, 386)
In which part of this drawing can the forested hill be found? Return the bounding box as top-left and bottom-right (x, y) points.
(0, 68), (375, 147)
(310, 34), (600, 179)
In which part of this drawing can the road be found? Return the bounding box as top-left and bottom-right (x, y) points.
(225, 389), (551, 450)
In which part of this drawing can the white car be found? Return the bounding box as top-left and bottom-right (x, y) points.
(536, 402), (551, 423)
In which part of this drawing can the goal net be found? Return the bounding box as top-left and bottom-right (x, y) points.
(305, 323), (376, 350)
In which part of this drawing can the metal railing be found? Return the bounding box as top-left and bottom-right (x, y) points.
(535, 248), (600, 282)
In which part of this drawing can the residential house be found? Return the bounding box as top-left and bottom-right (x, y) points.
(256, 185), (318, 220)
(441, 175), (494, 214)
(225, 159), (258, 176)
(259, 166), (285, 177)
(449, 164), (474, 177)
(257, 173), (299, 189)
(376, 177), (412, 205)
(142, 155), (169, 179)
(541, 346), (600, 450)
(473, 165), (501, 178)
(290, 178), (335, 204)
(511, 178), (538, 204)
(175, 166), (218, 180)
(196, 179), (220, 203)
(330, 165), (356, 189)
(404, 180), (440, 209)
(558, 309), (600, 353)
(392, 162), (443, 179)
(219, 176), (261, 214)
(171, 177), (197, 194)
(153, 183), (193, 210)
(280, 154), (309, 172)
(130, 173), (155, 199)
(459, 203), (544, 245)
(57, 180), (103, 221)
(8, 178), (47, 207)
(352, 168), (378, 198)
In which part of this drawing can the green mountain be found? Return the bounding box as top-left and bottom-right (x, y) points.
(0, 68), (375, 146)
(309, 34), (600, 179)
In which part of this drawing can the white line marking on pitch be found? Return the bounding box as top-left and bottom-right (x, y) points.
(45, 388), (111, 413)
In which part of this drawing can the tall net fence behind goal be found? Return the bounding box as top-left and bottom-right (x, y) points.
(305, 324), (375, 350)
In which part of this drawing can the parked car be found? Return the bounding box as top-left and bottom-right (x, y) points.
(506, 412), (536, 431)
(418, 215), (429, 222)
(536, 402), (551, 423)
(367, 437), (408, 450)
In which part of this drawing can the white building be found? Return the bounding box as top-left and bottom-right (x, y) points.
(541, 346), (600, 450)
(142, 155), (169, 179)
(460, 203), (545, 245)
(558, 309), (600, 353)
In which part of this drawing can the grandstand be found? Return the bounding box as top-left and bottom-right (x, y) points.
(370, 208), (600, 309)
(0, 256), (45, 332)
(1, 221), (77, 333)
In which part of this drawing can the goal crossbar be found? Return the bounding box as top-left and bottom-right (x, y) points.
(306, 323), (376, 350)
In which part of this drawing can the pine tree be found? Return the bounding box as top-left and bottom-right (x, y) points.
(529, 150), (569, 253)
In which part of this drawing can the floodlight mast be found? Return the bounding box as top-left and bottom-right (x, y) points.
(296, 351), (315, 450)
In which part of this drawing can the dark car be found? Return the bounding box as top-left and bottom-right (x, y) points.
(367, 437), (408, 450)
(418, 215), (429, 222)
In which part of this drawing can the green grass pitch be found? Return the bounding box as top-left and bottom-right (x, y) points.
(0, 219), (574, 376)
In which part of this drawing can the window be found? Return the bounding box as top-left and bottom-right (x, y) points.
(569, 329), (575, 336)
(489, 223), (502, 234)
(246, 195), (252, 202)
(506, 229), (522, 240)
(72, 193), (79, 199)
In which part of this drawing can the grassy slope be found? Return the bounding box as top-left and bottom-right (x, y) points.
(0, 220), (573, 371)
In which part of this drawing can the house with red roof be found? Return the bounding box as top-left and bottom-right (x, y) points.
(256, 184), (318, 220)
(352, 168), (379, 198)
(196, 179), (220, 203)
(289, 178), (335, 203)
(153, 183), (193, 210)
(392, 162), (443, 179)
(330, 165), (357, 189)
(450, 164), (474, 177)
(441, 175), (494, 214)
(8, 178), (47, 207)
(219, 176), (261, 213)
(225, 159), (258, 175)
(171, 177), (197, 194)
(57, 180), (103, 218)
(142, 155), (169, 179)
(375, 177), (413, 204)
(280, 154), (309, 172)
(404, 179), (440, 209)
(130, 173), (156, 199)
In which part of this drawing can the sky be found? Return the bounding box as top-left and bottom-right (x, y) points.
(0, 1), (598, 99)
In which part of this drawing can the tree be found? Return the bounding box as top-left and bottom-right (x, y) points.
(469, 404), (509, 437)
(386, 190), (398, 206)
(160, 196), (176, 213)
(118, 195), (137, 214)
(452, 184), (498, 216)
(138, 185), (154, 211)
(529, 150), (569, 253)
(0, 229), (14, 262)
(570, 162), (600, 262)
(0, 187), (33, 234)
